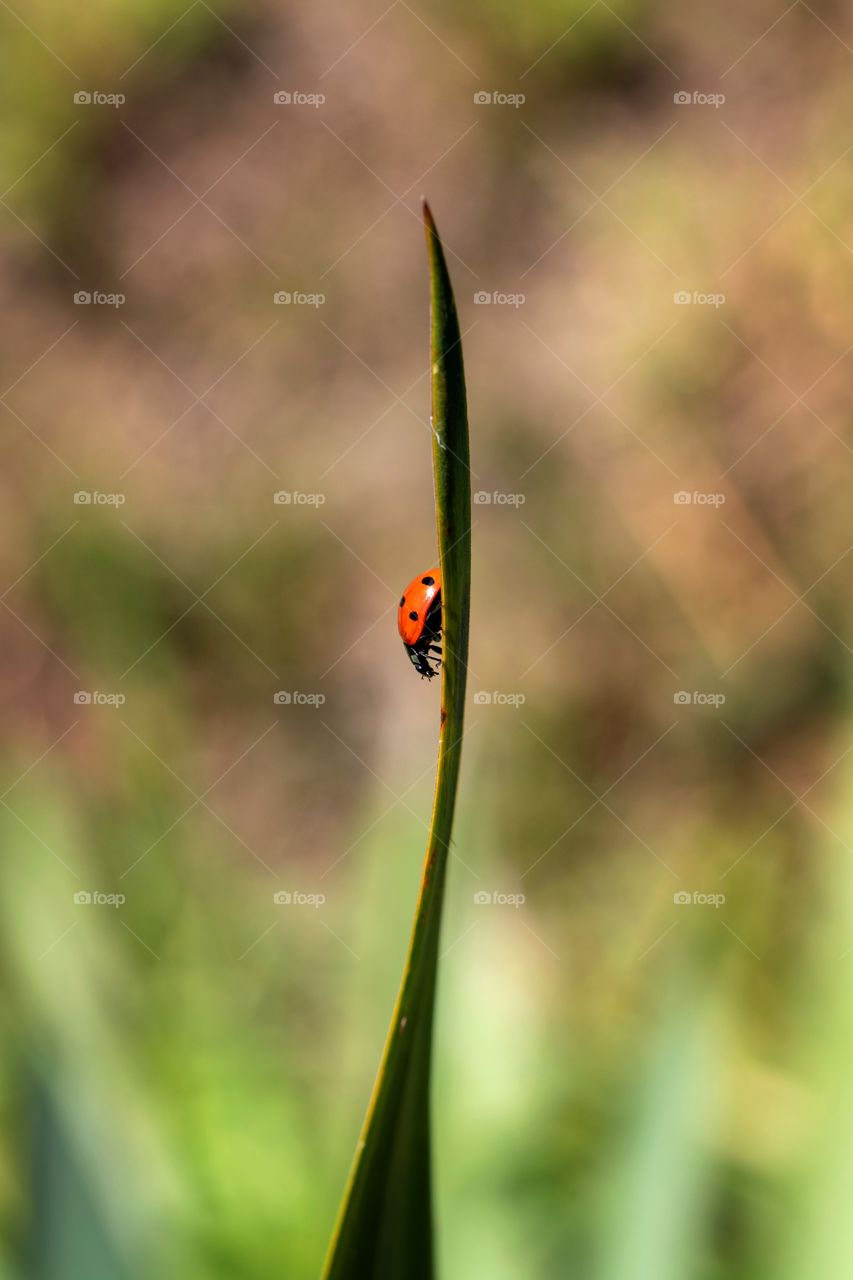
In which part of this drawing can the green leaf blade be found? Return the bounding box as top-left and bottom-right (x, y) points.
(321, 203), (471, 1280)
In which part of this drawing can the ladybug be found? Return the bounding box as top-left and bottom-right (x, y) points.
(397, 567), (442, 679)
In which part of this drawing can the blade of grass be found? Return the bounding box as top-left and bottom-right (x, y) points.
(321, 201), (471, 1280)
(599, 963), (722, 1280)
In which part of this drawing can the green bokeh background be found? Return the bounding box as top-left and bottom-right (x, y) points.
(2, 1), (853, 1277)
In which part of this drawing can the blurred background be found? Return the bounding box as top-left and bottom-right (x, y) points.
(2, 0), (853, 1276)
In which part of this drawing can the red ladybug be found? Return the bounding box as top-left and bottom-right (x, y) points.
(397, 567), (442, 679)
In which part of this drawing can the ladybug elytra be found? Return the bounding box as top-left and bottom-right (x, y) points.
(397, 567), (442, 679)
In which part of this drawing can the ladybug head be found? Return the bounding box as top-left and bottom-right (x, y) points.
(406, 645), (439, 680)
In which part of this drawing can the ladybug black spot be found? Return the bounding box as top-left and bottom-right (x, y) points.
(422, 576), (435, 586)
(399, 596), (405, 607)
(409, 610), (419, 621)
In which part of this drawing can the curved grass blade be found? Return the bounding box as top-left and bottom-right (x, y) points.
(321, 201), (471, 1280)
